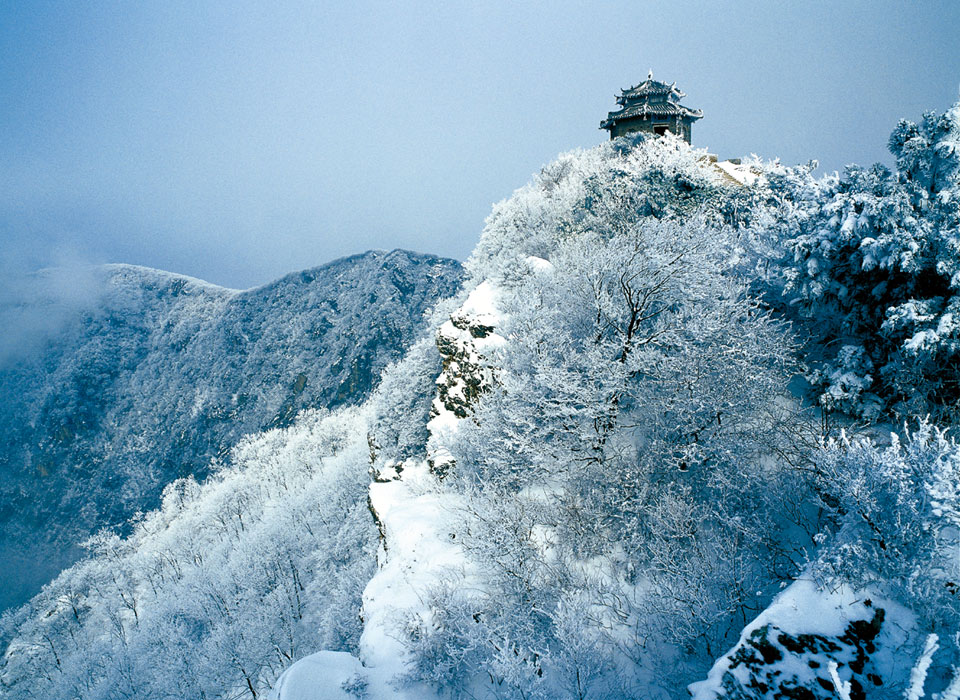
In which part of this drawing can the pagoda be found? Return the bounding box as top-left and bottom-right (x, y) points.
(600, 71), (702, 143)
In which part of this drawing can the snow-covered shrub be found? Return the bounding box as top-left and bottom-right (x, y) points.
(807, 344), (882, 419)
(466, 132), (735, 286)
(776, 100), (960, 421)
(811, 421), (960, 636)
(691, 419), (960, 700)
(367, 333), (450, 467)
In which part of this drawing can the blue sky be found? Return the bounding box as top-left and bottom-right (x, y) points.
(2, 1), (959, 288)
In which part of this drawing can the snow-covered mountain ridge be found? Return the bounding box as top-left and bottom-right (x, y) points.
(4, 106), (960, 699)
(275, 126), (960, 698)
(0, 249), (462, 612)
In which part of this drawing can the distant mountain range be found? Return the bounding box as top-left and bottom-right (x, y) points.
(0, 249), (462, 612)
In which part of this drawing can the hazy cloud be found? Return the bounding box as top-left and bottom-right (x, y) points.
(0, 247), (104, 366)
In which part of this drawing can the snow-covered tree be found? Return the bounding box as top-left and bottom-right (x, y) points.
(0, 408), (376, 700)
(777, 100), (960, 421)
(402, 136), (814, 697)
(811, 421), (960, 635)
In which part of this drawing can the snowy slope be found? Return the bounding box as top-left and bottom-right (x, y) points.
(270, 282), (505, 700)
(0, 250), (461, 611)
(1, 405), (379, 700)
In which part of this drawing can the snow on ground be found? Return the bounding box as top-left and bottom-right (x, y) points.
(269, 646), (446, 700)
(456, 279), (501, 328)
(270, 456), (466, 700)
(269, 652), (367, 700)
(713, 159), (760, 186)
(524, 255), (555, 273)
(360, 458), (469, 676)
(361, 282), (504, 682)
(274, 283), (505, 699)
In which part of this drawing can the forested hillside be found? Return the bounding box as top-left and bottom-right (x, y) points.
(2, 102), (959, 700)
(0, 250), (461, 611)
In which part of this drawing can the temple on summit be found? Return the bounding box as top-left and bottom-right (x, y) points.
(600, 72), (702, 143)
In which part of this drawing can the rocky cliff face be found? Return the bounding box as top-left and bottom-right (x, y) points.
(426, 280), (502, 477)
(689, 579), (922, 700)
(0, 249), (462, 611)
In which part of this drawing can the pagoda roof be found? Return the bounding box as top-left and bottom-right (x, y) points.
(620, 78), (684, 101)
(600, 100), (702, 129)
(600, 72), (702, 131)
